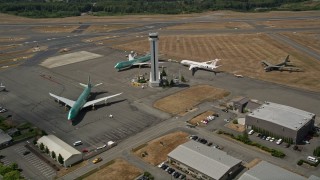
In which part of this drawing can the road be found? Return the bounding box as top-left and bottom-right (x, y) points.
(0, 11), (319, 179)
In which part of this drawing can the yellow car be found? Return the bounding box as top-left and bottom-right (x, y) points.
(92, 157), (102, 164)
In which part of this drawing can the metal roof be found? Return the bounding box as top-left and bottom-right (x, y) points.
(239, 161), (306, 180)
(37, 135), (81, 160)
(247, 102), (315, 130)
(168, 140), (241, 179)
(0, 129), (12, 145)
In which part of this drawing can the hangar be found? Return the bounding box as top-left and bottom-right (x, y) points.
(37, 135), (82, 167)
(246, 102), (315, 143)
(238, 161), (317, 180)
(168, 140), (242, 180)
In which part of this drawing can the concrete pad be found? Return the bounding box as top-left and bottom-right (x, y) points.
(40, 51), (103, 68)
(238, 117), (245, 125)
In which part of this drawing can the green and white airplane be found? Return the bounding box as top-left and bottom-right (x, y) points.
(49, 77), (122, 121)
(114, 52), (151, 71)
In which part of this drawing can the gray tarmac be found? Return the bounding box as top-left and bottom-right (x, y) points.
(0, 12), (320, 179)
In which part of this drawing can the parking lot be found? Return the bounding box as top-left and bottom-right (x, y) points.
(0, 142), (56, 179)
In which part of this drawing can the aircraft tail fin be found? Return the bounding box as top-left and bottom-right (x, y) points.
(79, 76), (91, 88)
(211, 59), (220, 66)
(285, 55), (290, 63)
(128, 51), (137, 61)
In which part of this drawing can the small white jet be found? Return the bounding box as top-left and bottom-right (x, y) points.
(234, 74), (244, 78)
(181, 59), (222, 76)
(0, 83), (6, 92)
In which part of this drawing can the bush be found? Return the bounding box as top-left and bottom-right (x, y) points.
(233, 120), (238, 124)
(297, 160), (303, 166)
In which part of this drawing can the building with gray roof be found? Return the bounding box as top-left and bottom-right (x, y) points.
(246, 102), (315, 143)
(0, 129), (12, 148)
(168, 140), (242, 180)
(37, 135), (82, 167)
(239, 161), (307, 180)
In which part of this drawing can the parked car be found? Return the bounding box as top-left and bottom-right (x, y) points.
(82, 149), (88, 153)
(303, 140), (310, 144)
(256, 133), (261, 137)
(276, 139), (283, 145)
(73, 141), (82, 146)
(0, 108), (7, 113)
(248, 130), (254, 135)
(158, 162), (165, 168)
(172, 171), (181, 178)
(266, 136), (271, 141)
(179, 174), (186, 180)
(307, 156), (319, 163)
(213, 145), (223, 150)
(161, 164), (169, 170)
(198, 138), (207, 144)
(224, 119), (230, 122)
(270, 137), (275, 142)
(189, 135), (198, 141)
(167, 168), (175, 174)
(92, 157), (102, 164)
(207, 142), (213, 146)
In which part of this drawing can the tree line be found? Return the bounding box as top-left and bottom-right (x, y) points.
(0, 0), (317, 18)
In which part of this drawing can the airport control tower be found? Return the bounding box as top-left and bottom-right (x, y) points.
(148, 32), (160, 87)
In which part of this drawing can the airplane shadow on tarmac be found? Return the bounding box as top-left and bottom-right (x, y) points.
(71, 97), (127, 126)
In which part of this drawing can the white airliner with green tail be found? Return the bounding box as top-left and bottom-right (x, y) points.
(49, 77), (122, 121)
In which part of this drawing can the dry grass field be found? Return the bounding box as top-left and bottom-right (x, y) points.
(281, 32), (320, 54)
(153, 85), (230, 115)
(188, 111), (215, 126)
(84, 158), (143, 180)
(115, 34), (320, 92)
(225, 123), (245, 132)
(165, 22), (253, 30)
(133, 131), (189, 166)
(0, 37), (26, 43)
(256, 19), (320, 29)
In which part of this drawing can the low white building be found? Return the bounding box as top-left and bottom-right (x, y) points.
(168, 141), (242, 180)
(239, 161), (311, 180)
(37, 135), (82, 167)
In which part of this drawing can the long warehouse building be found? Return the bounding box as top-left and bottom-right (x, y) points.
(246, 102), (315, 143)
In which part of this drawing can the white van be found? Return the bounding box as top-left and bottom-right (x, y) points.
(307, 156), (318, 163)
(248, 130), (254, 135)
(276, 139), (283, 145)
(73, 141), (82, 146)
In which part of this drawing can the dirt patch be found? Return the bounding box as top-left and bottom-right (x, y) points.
(133, 131), (189, 166)
(84, 158), (142, 180)
(188, 111), (215, 126)
(166, 22), (253, 30)
(32, 25), (79, 33)
(154, 85), (229, 115)
(115, 34), (320, 92)
(225, 123), (245, 132)
(244, 158), (262, 169)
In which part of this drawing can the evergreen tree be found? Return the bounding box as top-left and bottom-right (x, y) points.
(58, 154), (64, 164)
(39, 143), (44, 151)
(51, 151), (56, 159)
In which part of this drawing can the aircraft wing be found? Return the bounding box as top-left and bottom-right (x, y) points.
(83, 93), (122, 108)
(261, 61), (273, 67)
(189, 65), (198, 70)
(133, 62), (150, 66)
(49, 93), (75, 107)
